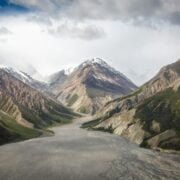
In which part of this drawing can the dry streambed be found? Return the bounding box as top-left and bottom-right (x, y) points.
(0, 117), (179, 180)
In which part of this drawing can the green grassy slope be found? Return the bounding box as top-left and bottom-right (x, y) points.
(66, 94), (78, 107)
(135, 88), (180, 150)
(0, 111), (41, 145)
(0, 70), (80, 145)
(135, 88), (180, 132)
(0, 92), (79, 145)
(20, 99), (77, 129)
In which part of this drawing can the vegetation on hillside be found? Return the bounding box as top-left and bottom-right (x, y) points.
(135, 88), (180, 150)
(66, 94), (78, 107)
(135, 88), (180, 132)
(0, 111), (41, 145)
(0, 90), (79, 145)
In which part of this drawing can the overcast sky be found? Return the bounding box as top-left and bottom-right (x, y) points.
(0, 0), (180, 85)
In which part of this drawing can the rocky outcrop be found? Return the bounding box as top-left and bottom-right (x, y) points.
(146, 130), (180, 150)
(84, 59), (180, 151)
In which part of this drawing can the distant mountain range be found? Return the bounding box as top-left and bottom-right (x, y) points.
(48, 58), (137, 114)
(82, 59), (180, 151)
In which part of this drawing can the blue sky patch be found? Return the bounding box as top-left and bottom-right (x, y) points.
(0, 0), (29, 14)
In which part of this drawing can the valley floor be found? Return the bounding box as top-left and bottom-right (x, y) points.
(0, 117), (180, 180)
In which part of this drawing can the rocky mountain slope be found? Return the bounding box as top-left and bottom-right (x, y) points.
(82, 59), (180, 151)
(0, 67), (77, 145)
(0, 65), (47, 91)
(48, 58), (137, 114)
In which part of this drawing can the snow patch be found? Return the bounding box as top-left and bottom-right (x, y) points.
(0, 64), (33, 83)
(81, 58), (132, 82)
(0, 64), (8, 69)
(64, 67), (76, 75)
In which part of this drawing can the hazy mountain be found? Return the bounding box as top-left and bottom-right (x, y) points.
(0, 65), (47, 91)
(48, 58), (137, 114)
(48, 70), (68, 91)
(82, 59), (180, 151)
(0, 67), (77, 145)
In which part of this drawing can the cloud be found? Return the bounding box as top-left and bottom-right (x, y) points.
(0, 55), (40, 77)
(0, 39), (7, 43)
(10, 0), (66, 12)
(8, 0), (180, 26)
(1, 1), (180, 85)
(169, 11), (180, 25)
(0, 26), (12, 42)
(26, 14), (53, 26)
(48, 22), (106, 40)
(0, 26), (12, 35)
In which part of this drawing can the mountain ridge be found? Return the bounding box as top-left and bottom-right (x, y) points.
(48, 58), (137, 114)
(82, 59), (180, 151)
(0, 64), (47, 91)
(0, 67), (77, 145)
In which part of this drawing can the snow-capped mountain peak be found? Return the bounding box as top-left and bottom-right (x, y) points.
(82, 57), (107, 67)
(64, 67), (76, 75)
(90, 57), (107, 65)
(48, 57), (137, 114)
(0, 64), (46, 90)
(80, 58), (133, 84)
(0, 64), (33, 83)
(0, 64), (8, 69)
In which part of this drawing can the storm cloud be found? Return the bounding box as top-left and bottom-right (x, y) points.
(9, 0), (180, 26)
(48, 22), (106, 40)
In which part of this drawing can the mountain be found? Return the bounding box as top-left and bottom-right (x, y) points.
(82, 59), (180, 151)
(48, 58), (137, 114)
(0, 65), (47, 91)
(0, 66), (77, 145)
(48, 70), (68, 92)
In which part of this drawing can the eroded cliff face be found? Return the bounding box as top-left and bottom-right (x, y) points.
(0, 70), (46, 113)
(0, 92), (33, 128)
(85, 59), (180, 151)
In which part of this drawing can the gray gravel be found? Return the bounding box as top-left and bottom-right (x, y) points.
(0, 117), (180, 180)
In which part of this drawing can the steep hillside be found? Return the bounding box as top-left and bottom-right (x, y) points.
(0, 68), (77, 145)
(49, 58), (137, 114)
(0, 110), (40, 145)
(82, 59), (180, 151)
